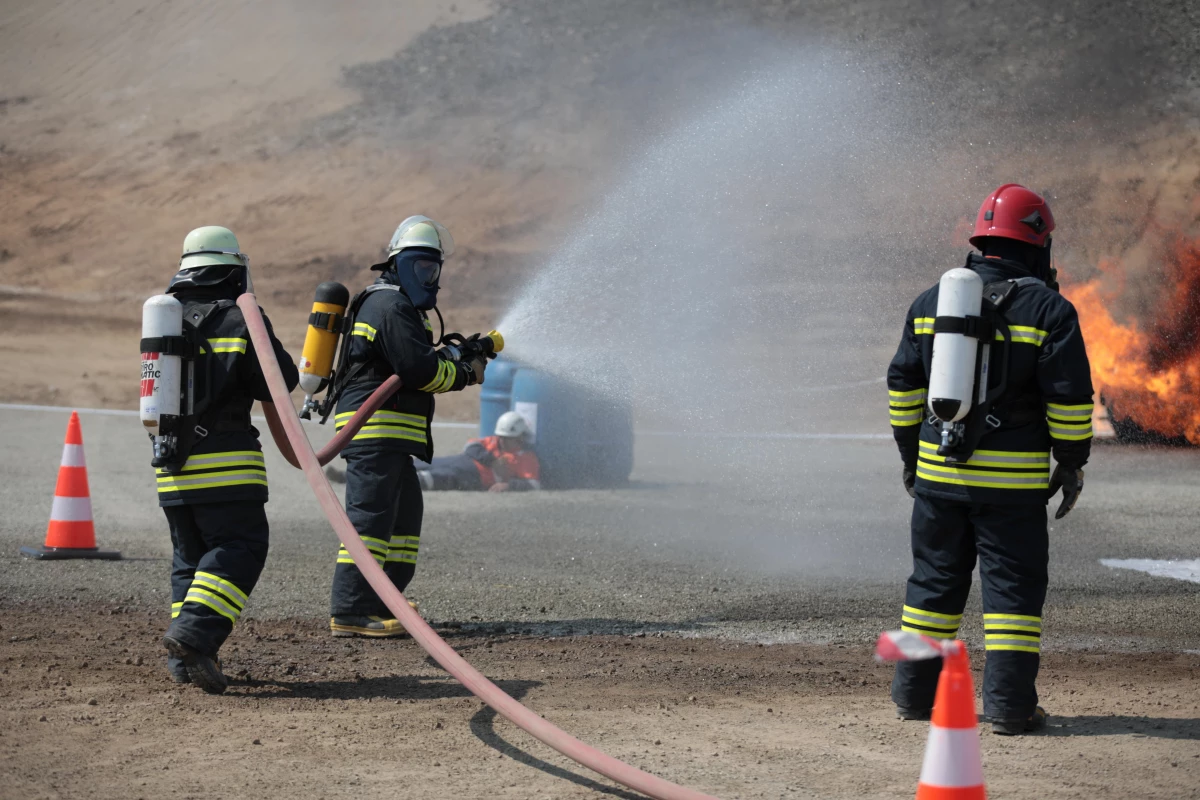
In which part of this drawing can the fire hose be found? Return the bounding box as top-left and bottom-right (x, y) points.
(260, 375), (402, 469)
(238, 294), (719, 800)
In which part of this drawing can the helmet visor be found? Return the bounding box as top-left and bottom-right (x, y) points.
(413, 258), (442, 288)
(180, 248), (249, 267)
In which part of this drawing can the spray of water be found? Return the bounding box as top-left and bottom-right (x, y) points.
(499, 51), (927, 436)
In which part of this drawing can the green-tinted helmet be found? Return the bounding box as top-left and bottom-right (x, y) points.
(180, 226), (249, 269)
(386, 216), (454, 259)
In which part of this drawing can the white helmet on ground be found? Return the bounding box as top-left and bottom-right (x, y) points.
(494, 411), (528, 439)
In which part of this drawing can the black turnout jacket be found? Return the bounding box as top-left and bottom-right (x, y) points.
(887, 254), (1094, 505)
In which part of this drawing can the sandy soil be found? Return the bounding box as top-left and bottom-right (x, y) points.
(2, 0), (1199, 414)
(2, 605), (1198, 800)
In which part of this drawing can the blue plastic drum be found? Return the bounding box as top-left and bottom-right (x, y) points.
(478, 356), (518, 438)
(509, 367), (633, 489)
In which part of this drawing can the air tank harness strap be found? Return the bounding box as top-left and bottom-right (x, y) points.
(139, 336), (196, 358)
(932, 315), (995, 340)
(308, 310), (346, 333)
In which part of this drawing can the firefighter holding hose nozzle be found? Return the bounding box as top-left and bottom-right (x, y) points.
(886, 185), (1094, 735)
(324, 216), (488, 638)
(141, 227), (299, 693)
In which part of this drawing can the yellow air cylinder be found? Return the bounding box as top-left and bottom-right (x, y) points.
(298, 281), (350, 397)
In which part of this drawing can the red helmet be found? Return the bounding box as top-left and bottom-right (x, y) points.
(969, 183), (1055, 248)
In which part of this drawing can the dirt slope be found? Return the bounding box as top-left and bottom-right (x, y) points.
(1, 0), (1197, 412)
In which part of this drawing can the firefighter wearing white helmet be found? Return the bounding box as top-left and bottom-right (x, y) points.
(416, 410), (541, 493)
(326, 215), (489, 638)
(142, 226), (299, 694)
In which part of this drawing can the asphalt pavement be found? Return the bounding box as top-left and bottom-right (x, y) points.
(2, 407), (1198, 653)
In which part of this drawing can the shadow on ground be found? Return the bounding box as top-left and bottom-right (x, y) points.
(1049, 714), (1200, 740)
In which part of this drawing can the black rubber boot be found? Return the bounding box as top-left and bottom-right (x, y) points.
(163, 635), (229, 695)
(896, 706), (932, 721)
(167, 655), (191, 684)
(991, 705), (1047, 735)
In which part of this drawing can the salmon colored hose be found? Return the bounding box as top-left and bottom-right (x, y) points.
(260, 375), (402, 468)
(238, 295), (720, 800)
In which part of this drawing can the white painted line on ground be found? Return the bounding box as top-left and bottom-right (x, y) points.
(1100, 558), (1200, 584)
(0, 402), (888, 439)
(639, 430), (891, 441)
(0, 402), (478, 429)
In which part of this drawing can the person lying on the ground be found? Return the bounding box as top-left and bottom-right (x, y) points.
(417, 411), (540, 492)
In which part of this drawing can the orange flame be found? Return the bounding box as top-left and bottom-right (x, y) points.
(1063, 233), (1200, 443)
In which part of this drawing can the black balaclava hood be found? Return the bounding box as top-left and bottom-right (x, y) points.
(382, 247), (442, 310)
(166, 264), (249, 298)
(978, 236), (1054, 284)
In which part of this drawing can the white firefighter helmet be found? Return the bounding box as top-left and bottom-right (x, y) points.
(179, 226), (248, 269)
(386, 215), (455, 259)
(494, 411), (528, 439)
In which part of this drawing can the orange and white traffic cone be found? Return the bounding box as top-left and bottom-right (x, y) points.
(19, 411), (121, 560)
(915, 640), (986, 799)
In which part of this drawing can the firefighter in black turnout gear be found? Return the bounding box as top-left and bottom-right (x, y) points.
(328, 216), (485, 637)
(887, 185), (1093, 735)
(154, 226), (299, 693)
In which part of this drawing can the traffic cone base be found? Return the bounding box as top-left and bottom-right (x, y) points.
(19, 544), (122, 561)
(20, 411), (121, 561)
(915, 641), (987, 799)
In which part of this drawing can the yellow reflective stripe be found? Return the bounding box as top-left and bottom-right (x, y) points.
(156, 451), (265, 474)
(1048, 420), (1093, 440)
(891, 418), (922, 427)
(171, 601), (183, 619)
(916, 462), (1049, 489)
(890, 398), (926, 409)
(913, 317), (935, 335)
(995, 326), (1047, 346)
(890, 409), (924, 424)
(983, 613), (1041, 623)
(192, 571), (248, 607)
(386, 552), (418, 563)
(918, 442), (1050, 460)
(359, 536), (389, 553)
(900, 624), (956, 639)
(184, 587), (240, 623)
(206, 337), (248, 354)
(889, 388), (927, 400)
(419, 360), (456, 393)
(156, 472), (268, 492)
(336, 410), (426, 426)
(1046, 403), (1094, 419)
(350, 427), (428, 442)
(351, 322), (377, 341)
(986, 644), (1041, 653)
(903, 605), (963, 623)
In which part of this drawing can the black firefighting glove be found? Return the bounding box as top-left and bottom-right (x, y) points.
(1048, 464), (1084, 519)
(902, 463), (917, 499)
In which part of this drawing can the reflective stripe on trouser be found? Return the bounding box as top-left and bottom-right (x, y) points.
(984, 613), (1042, 653)
(331, 448), (424, 617)
(334, 409), (428, 445)
(916, 440), (1050, 491)
(900, 605), (962, 639)
(892, 494), (1048, 720)
(156, 450), (267, 499)
(165, 500), (269, 657)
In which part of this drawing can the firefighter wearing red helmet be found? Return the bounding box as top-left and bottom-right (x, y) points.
(886, 184), (1094, 734)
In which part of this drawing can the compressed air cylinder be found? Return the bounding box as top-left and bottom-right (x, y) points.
(140, 294), (184, 435)
(298, 281), (350, 395)
(928, 268), (984, 422)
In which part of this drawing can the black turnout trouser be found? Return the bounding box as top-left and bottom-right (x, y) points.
(165, 500), (270, 660)
(421, 452), (484, 491)
(330, 448), (424, 617)
(892, 493), (1048, 721)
